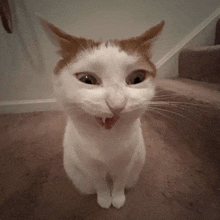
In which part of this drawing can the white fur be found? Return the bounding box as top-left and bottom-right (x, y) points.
(54, 44), (155, 209)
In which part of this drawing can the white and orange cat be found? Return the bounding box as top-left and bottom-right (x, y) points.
(40, 18), (164, 209)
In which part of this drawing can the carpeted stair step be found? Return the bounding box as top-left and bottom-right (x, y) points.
(178, 18), (220, 84)
(178, 45), (220, 83)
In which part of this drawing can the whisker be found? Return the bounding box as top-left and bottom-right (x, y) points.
(147, 106), (188, 119)
(153, 103), (200, 113)
(147, 108), (177, 121)
(170, 105), (209, 114)
(149, 101), (211, 109)
(146, 106), (207, 131)
(147, 107), (200, 130)
(148, 106), (220, 136)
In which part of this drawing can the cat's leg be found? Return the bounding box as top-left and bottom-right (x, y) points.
(126, 145), (145, 188)
(111, 154), (145, 209)
(111, 172), (127, 209)
(110, 145), (145, 209)
(93, 177), (112, 209)
(63, 157), (96, 194)
(65, 166), (96, 194)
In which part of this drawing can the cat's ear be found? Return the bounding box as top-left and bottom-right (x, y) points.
(38, 16), (99, 58)
(117, 21), (165, 57)
(135, 20), (165, 44)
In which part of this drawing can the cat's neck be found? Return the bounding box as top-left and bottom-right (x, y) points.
(67, 113), (141, 139)
(65, 114), (142, 160)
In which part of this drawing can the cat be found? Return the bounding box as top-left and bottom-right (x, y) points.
(40, 18), (164, 209)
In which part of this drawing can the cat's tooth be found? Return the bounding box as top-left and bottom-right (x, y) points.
(102, 116), (106, 123)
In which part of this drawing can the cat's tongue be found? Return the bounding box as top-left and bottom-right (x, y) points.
(96, 114), (120, 129)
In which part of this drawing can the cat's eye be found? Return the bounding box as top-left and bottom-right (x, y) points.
(126, 70), (147, 85)
(76, 72), (99, 85)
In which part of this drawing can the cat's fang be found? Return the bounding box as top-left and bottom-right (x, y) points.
(95, 114), (120, 129)
(102, 116), (106, 123)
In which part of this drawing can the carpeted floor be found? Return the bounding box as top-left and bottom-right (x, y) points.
(0, 88), (220, 220)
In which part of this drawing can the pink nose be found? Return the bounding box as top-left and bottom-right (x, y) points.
(106, 91), (127, 115)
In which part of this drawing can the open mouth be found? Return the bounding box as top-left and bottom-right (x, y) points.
(95, 114), (120, 129)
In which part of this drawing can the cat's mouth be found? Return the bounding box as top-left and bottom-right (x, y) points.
(95, 114), (120, 129)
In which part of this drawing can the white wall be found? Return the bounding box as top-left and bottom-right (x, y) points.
(157, 8), (220, 77)
(0, 0), (220, 110)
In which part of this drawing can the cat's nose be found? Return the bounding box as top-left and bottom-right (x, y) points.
(106, 91), (127, 115)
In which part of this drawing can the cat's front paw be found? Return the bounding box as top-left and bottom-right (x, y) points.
(112, 193), (126, 209)
(97, 195), (112, 209)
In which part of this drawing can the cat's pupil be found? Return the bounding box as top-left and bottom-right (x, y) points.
(126, 70), (147, 85)
(77, 73), (98, 85)
(85, 78), (92, 84)
(134, 77), (142, 84)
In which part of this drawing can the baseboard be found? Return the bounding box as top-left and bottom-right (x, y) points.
(156, 7), (220, 77)
(1, 7), (220, 114)
(0, 99), (60, 114)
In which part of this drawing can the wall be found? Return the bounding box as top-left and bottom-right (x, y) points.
(157, 7), (220, 77)
(0, 0), (220, 113)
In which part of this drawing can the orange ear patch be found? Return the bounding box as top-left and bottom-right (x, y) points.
(113, 21), (165, 61)
(39, 17), (102, 74)
(109, 21), (165, 78)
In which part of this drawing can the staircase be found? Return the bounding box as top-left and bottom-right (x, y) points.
(178, 18), (220, 84)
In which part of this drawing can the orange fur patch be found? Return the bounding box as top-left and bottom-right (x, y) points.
(40, 17), (164, 76)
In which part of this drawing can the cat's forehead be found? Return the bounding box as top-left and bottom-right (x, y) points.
(72, 43), (154, 72)
(77, 44), (136, 66)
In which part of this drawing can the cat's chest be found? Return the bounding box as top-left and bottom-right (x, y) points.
(72, 140), (136, 174)
(75, 132), (137, 162)
(64, 119), (141, 161)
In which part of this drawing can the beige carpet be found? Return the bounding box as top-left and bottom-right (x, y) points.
(0, 87), (220, 220)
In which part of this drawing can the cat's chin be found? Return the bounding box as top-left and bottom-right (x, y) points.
(95, 114), (120, 130)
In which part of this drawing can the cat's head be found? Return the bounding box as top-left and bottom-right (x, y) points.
(40, 18), (164, 129)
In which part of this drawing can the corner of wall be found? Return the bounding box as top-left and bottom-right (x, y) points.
(156, 7), (220, 78)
